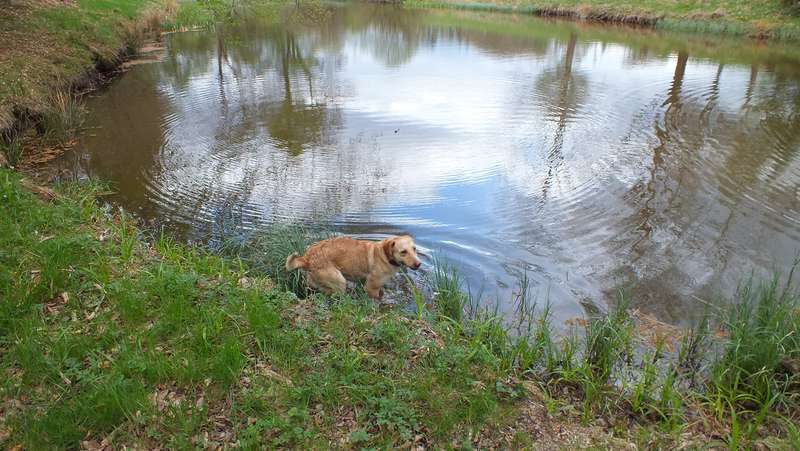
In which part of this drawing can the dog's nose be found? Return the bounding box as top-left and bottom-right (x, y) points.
(412, 262), (421, 270)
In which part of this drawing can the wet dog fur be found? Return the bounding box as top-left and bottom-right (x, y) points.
(285, 235), (422, 299)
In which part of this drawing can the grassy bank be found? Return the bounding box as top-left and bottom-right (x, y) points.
(406, 0), (800, 40)
(0, 169), (614, 448)
(2, 170), (800, 448)
(0, 0), (180, 133)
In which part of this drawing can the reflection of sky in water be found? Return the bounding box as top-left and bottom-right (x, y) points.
(71, 5), (800, 327)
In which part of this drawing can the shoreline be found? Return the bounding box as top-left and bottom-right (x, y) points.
(404, 0), (800, 40)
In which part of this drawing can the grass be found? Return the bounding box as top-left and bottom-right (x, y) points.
(406, 0), (800, 40)
(0, 170), (523, 448)
(3, 170), (800, 448)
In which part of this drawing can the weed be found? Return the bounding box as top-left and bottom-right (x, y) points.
(370, 318), (409, 351)
(116, 209), (137, 262)
(229, 224), (326, 295)
(368, 395), (419, 440)
(584, 296), (632, 384)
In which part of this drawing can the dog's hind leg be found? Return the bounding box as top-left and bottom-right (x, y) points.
(309, 266), (347, 295)
(365, 274), (390, 300)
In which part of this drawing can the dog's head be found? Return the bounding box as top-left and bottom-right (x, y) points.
(383, 235), (422, 270)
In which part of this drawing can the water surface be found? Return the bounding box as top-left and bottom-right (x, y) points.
(60, 4), (800, 326)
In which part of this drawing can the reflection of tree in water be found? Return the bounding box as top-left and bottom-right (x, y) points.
(611, 51), (800, 320)
(264, 29), (332, 155)
(630, 51), (687, 253)
(533, 33), (588, 201)
(347, 5), (425, 67)
(718, 68), (800, 209)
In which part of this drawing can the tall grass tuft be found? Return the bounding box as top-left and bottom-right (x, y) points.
(41, 90), (85, 142)
(116, 209), (137, 263)
(709, 273), (800, 415)
(1, 135), (23, 167)
(122, 1), (175, 53)
(230, 225), (325, 296)
(431, 256), (468, 321)
(583, 296), (633, 384)
(121, 21), (148, 54)
(404, 273), (427, 320)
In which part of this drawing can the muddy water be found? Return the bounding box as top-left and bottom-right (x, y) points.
(60, 4), (800, 326)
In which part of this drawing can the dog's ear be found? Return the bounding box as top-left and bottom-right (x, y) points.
(382, 238), (395, 261)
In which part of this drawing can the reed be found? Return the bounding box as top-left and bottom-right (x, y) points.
(40, 90), (85, 143)
(0, 135), (23, 167)
(430, 256), (468, 321)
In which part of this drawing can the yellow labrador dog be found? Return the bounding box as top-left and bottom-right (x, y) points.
(285, 235), (422, 299)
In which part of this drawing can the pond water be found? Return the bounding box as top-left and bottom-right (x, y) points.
(58, 3), (800, 326)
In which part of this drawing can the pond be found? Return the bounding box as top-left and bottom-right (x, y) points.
(57, 3), (800, 326)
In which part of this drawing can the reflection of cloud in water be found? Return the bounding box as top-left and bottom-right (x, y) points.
(71, 4), (800, 327)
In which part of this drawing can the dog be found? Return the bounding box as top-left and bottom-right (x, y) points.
(285, 235), (422, 299)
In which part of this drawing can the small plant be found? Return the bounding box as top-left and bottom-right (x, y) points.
(369, 319), (407, 351)
(117, 209), (137, 263)
(677, 313), (710, 387)
(404, 272), (426, 320)
(630, 337), (662, 416)
(583, 297), (632, 384)
(367, 395), (418, 440)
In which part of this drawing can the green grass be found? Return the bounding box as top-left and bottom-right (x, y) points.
(406, 0), (800, 40)
(3, 170), (800, 448)
(0, 170), (528, 448)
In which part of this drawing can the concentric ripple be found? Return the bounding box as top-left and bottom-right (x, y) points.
(65, 4), (800, 327)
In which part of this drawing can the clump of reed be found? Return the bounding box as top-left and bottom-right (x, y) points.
(705, 273), (800, 444)
(430, 256), (469, 321)
(0, 134), (24, 167)
(224, 224), (328, 297)
(39, 90), (85, 143)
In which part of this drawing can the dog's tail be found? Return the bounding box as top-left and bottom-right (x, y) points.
(285, 253), (307, 271)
